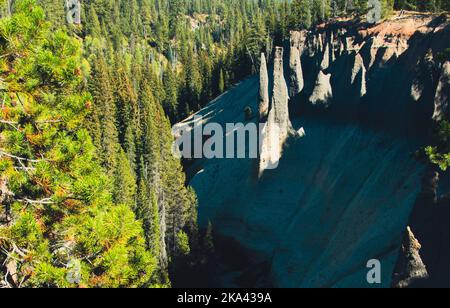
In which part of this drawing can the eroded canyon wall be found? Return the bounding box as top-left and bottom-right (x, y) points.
(181, 13), (449, 287)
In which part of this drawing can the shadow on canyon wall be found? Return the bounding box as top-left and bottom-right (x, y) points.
(176, 14), (450, 288)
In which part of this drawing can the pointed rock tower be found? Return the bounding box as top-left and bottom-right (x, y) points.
(330, 32), (336, 62)
(320, 42), (330, 70)
(318, 33), (323, 53)
(351, 53), (367, 97)
(289, 31), (305, 97)
(309, 71), (333, 107)
(259, 47), (295, 176)
(259, 53), (270, 120)
(270, 47), (291, 146)
(392, 227), (429, 288)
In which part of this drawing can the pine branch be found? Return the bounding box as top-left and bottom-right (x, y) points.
(0, 120), (17, 125)
(0, 149), (49, 163)
(13, 166), (36, 172)
(0, 120), (20, 131)
(0, 52), (15, 59)
(1, 118), (62, 125)
(16, 198), (55, 205)
(35, 119), (62, 124)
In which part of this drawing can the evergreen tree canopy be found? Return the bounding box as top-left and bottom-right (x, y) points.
(0, 0), (156, 288)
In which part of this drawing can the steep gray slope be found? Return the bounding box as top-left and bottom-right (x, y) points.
(185, 75), (424, 287)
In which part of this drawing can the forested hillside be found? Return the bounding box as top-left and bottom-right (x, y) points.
(43, 0), (291, 122)
(0, 0), (448, 288)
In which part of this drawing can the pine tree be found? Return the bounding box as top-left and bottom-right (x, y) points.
(162, 67), (179, 122)
(89, 54), (119, 178)
(0, 0), (155, 288)
(218, 68), (225, 94)
(37, 0), (65, 27)
(291, 0), (313, 29)
(114, 148), (137, 207)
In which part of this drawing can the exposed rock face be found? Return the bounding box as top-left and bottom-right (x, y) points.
(309, 71), (333, 107)
(65, 0), (82, 25)
(351, 54), (364, 84)
(289, 32), (305, 97)
(346, 37), (355, 53)
(259, 53), (270, 119)
(330, 32), (334, 50)
(404, 168), (450, 287)
(180, 14), (450, 288)
(259, 47), (293, 176)
(367, 38), (379, 69)
(290, 30), (307, 52)
(392, 227), (429, 288)
(359, 66), (367, 97)
(298, 14), (450, 129)
(318, 33), (323, 52)
(320, 43), (330, 70)
(270, 47), (291, 146)
(339, 39), (344, 56)
(410, 79), (424, 101)
(351, 54), (367, 97)
(258, 117), (278, 177)
(433, 61), (450, 121)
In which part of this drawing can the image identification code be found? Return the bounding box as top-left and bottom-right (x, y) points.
(221, 292), (272, 304)
(177, 292), (272, 305)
